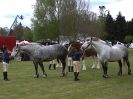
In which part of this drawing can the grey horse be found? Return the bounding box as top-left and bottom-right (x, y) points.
(81, 37), (132, 78)
(11, 43), (68, 78)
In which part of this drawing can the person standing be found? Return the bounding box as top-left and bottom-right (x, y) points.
(2, 45), (10, 81)
(72, 48), (83, 81)
(68, 51), (73, 72)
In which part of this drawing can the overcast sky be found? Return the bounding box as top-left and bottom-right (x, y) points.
(89, 0), (133, 20)
(0, 0), (132, 28)
(0, 0), (36, 28)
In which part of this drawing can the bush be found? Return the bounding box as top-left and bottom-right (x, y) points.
(124, 35), (133, 43)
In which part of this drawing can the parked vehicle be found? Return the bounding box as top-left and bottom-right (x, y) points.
(0, 36), (16, 61)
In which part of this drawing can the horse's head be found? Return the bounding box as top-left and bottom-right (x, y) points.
(11, 40), (30, 58)
(81, 37), (99, 51)
(11, 44), (21, 58)
(81, 37), (92, 51)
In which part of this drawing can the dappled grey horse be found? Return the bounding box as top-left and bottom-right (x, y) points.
(81, 37), (132, 78)
(11, 43), (68, 78)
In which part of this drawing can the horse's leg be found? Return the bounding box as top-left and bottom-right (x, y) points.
(56, 58), (62, 67)
(60, 58), (66, 77)
(91, 56), (96, 69)
(117, 60), (122, 76)
(124, 57), (132, 75)
(96, 57), (100, 69)
(82, 59), (86, 70)
(33, 60), (39, 78)
(68, 57), (71, 72)
(101, 61), (108, 78)
(38, 62), (47, 78)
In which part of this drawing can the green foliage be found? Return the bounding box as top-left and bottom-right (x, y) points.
(124, 35), (133, 43)
(23, 27), (33, 41)
(31, 1), (133, 41)
(0, 27), (8, 35)
(105, 11), (128, 41)
(105, 12), (115, 40)
(13, 23), (24, 40)
(114, 12), (127, 41)
(31, 0), (63, 40)
(31, 0), (105, 40)
(59, 0), (77, 36)
(127, 19), (133, 36)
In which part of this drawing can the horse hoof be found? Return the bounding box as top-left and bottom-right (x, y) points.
(117, 72), (122, 76)
(96, 66), (100, 69)
(102, 75), (108, 78)
(128, 72), (132, 75)
(34, 75), (39, 78)
(60, 75), (65, 77)
(60, 74), (66, 77)
(42, 74), (47, 78)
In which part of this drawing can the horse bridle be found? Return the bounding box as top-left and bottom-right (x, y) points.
(83, 37), (93, 51)
(14, 44), (21, 57)
(80, 37), (93, 59)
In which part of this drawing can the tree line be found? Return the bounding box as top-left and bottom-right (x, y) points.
(0, 0), (133, 43)
(105, 12), (133, 43)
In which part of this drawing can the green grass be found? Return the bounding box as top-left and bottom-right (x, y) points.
(0, 49), (133, 99)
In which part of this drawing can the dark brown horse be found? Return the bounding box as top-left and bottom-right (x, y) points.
(68, 41), (100, 69)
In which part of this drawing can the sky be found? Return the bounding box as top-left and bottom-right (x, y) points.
(0, 0), (133, 28)
(89, 0), (133, 20)
(0, 0), (36, 28)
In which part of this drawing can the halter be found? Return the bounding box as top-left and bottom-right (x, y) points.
(83, 37), (93, 51)
(80, 37), (93, 59)
(14, 44), (21, 57)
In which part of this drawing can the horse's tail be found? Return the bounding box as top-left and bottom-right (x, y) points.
(123, 50), (129, 67)
(122, 59), (126, 67)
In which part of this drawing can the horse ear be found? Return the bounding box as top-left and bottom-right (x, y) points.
(91, 37), (92, 41)
(16, 43), (20, 47)
(92, 37), (98, 41)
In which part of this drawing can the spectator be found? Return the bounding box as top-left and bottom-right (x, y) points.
(2, 45), (10, 81)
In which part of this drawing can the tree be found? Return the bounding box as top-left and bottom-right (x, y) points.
(114, 12), (127, 41)
(32, 0), (77, 40)
(32, 0), (106, 41)
(23, 27), (33, 41)
(127, 19), (133, 36)
(124, 35), (133, 43)
(32, 0), (58, 40)
(105, 12), (115, 40)
(0, 27), (9, 36)
(12, 23), (24, 40)
(59, 0), (77, 37)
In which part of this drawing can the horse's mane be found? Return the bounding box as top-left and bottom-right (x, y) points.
(97, 39), (112, 47)
(86, 37), (112, 47)
(18, 42), (44, 47)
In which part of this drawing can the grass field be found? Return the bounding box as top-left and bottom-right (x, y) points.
(0, 49), (133, 99)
